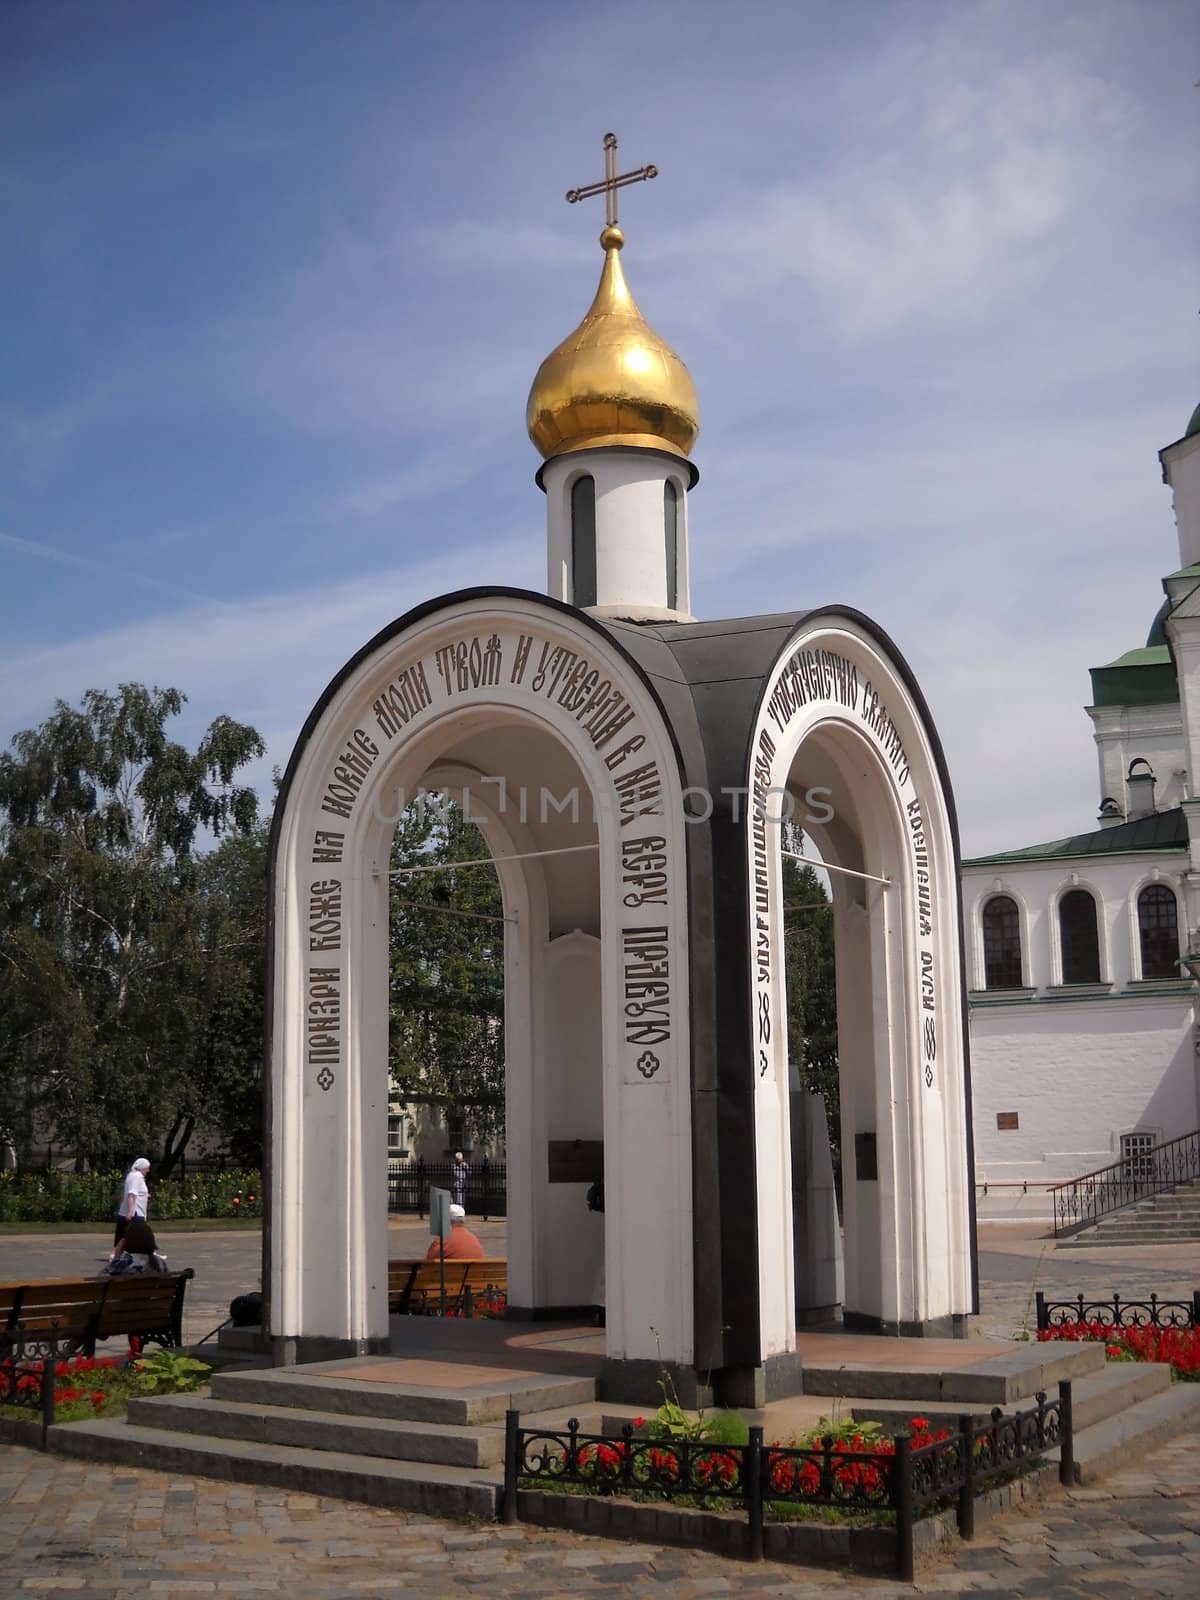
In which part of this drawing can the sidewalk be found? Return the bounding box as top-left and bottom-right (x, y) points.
(2, 1428), (1197, 1597)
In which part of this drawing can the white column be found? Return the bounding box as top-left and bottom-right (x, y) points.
(543, 448), (695, 622)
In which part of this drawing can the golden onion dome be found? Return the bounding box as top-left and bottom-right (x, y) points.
(526, 224), (700, 464)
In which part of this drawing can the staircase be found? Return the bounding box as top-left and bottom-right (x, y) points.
(49, 1357), (597, 1516)
(1058, 1179), (1200, 1247)
(45, 1328), (1200, 1510)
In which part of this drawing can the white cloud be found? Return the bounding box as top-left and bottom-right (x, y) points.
(0, 534), (542, 766)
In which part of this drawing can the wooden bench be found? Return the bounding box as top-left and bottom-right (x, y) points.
(0, 1270), (195, 1356)
(388, 1257), (507, 1316)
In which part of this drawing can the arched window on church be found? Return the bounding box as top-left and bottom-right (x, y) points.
(982, 895), (1022, 989)
(1059, 889), (1100, 984)
(1137, 884), (1179, 979)
(571, 475), (597, 608)
(664, 480), (679, 610)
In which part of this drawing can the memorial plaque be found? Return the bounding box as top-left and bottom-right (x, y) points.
(547, 1140), (604, 1184)
(854, 1132), (878, 1182)
(996, 1111), (1019, 1131)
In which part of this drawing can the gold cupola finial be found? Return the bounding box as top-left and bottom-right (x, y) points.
(526, 134), (700, 465)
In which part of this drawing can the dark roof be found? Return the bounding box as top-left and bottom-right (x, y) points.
(1146, 596), (1171, 648)
(964, 806), (1186, 868)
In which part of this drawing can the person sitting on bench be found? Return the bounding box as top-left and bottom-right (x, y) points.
(103, 1218), (169, 1277)
(425, 1203), (485, 1260)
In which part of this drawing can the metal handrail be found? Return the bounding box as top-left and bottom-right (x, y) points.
(1049, 1126), (1200, 1237)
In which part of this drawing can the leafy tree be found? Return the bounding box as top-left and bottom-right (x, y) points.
(388, 796), (505, 1147)
(0, 685), (265, 1171)
(781, 822), (839, 1174)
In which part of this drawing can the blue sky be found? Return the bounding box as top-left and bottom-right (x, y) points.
(2, 0), (1196, 854)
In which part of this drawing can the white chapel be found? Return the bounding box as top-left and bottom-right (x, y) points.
(964, 404), (1200, 1215)
(265, 139), (976, 1399)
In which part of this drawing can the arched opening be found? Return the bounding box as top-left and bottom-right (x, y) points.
(268, 598), (693, 1370)
(373, 720), (606, 1322)
(387, 795), (505, 1201)
(1058, 888), (1101, 984)
(982, 895), (1022, 989)
(773, 719), (929, 1331)
(779, 823), (840, 1325)
(1137, 883), (1179, 979)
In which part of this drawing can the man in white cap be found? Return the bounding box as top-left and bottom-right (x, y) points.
(113, 1157), (151, 1250)
(425, 1202), (485, 1261)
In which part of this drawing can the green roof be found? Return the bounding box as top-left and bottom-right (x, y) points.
(1090, 642), (1178, 707)
(1187, 401), (1200, 440)
(964, 806), (1186, 868)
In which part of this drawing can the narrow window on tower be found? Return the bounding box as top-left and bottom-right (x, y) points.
(571, 476), (597, 608)
(664, 480), (679, 611)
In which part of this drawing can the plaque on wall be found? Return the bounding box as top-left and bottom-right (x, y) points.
(996, 1111), (1019, 1131)
(547, 1140), (604, 1184)
(854, 1131), (878, 1182)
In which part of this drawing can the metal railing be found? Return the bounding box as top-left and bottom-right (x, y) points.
(1049, 1128), (1200, 1236)
(386, 1158), (506, 1217)
(501, 1384), (1073, 1581)
(1036, 1290), (1200, 1331)
(0, 1320), (82, 1447)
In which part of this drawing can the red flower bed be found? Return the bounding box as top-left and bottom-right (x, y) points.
(766, 1416), (952, 1501)
(1038, 1320), (1200, 1380)
(0, 1353), (130, 1418)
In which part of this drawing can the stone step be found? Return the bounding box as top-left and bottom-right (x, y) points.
(210, 1361), (597, 1426)
(48, 1417), (503, 1518)
(848, 1357), (1172, 1435)
(1062, 1380), (1200, 1485)
(214, 1325), (267, 1354)
(798, 1339), (1105, 1405)
(1084, 1228), (1200, 1240)
(1059, 1230), (1200, 1247)
(126, 1392), (505, 1468)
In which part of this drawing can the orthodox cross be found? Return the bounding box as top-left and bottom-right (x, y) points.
(565, 132), (657, 228)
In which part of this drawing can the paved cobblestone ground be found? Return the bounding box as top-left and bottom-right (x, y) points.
(3, 1221), (1198, 1348)
(2, 1431), (1198, 1599)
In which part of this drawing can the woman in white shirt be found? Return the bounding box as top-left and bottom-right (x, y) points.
(113, 1157), (151, 1250)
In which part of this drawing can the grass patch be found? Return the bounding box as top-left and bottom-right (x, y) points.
(0, 1218), (262, 1235)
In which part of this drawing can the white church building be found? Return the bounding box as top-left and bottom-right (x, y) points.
(963, 405), (1200, 1215)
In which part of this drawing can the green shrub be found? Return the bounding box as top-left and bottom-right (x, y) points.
(0, 1169), (263, 1222)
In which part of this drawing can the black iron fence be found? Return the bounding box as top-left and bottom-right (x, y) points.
(501, 1384), (1073, 1580)
(1050, 1127), (1200, 1236)
(1036, 1290), (1200, 1331)
(386, 1158), (506, 1217)
(0, 1322), (79, 1447)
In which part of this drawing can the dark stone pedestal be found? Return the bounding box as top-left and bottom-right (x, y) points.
(270, 1334), (390, 1366)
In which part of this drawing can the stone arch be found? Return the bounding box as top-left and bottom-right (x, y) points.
(745, 615), (974, 1348)
(265, 590), (694, 1369)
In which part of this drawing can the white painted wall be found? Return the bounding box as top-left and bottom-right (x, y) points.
(962, 852), (1200, 1211)
(971, 996), (1196, 1185)
(543, 448), (693, 622)
(1085, 703), (1185, 815)
(962, 854), (1189, 992)
(1161, 430), (1200, 569)
(541, 931), (604, 1307)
